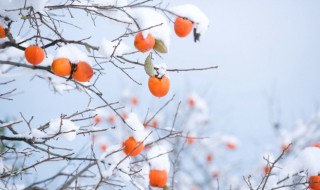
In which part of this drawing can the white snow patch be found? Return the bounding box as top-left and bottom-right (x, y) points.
(48, 118), (79, 141)
(125, 112), (146, 142)
(99, 38), (130, 60)
(147, 145), (171, 172)
(55, 44), (90, 64)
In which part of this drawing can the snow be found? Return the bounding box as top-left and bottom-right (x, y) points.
(99, 38), (130, 60)
(169, 4), (209, 37)
(0, 0), (49, 21)
(47, 118), (79, 141)
(131, 8), (171, 50)
(147, 145), (171, 172)
(100, 145), (131, 180)
(31, 128), (48, 139)
(125, 112), (146, 142)
(154, 62), (167, 78)
(55, 44), (90, 64)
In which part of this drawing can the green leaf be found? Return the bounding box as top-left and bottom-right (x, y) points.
(154, 39), (168, 54)
(85, 45), (91, 53)
(20, 16), (28, 20)
(144, 53), (154, 77)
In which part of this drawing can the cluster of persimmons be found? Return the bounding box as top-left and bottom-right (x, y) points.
(135, 17), (194, 98)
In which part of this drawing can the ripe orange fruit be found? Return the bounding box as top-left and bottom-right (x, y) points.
(25, 45), (45, 65)
(51, 58), (72, 77)
(0, 25), (6, 38)
(149, 170), (168, 188)
(309, 176), (320, 190)
(264, 166), (270, 174)
(108, 115), (115, 123)
(94, 116), (102, 124)
(148, 76), (170, 98)
(121, 113), (128, 120)
(123, 136), (144, 156)
(100, 144), (108, 152)
(151, 120), (158, 128)
(72, 61), (93, 82)
(187, 137), (195, 144)
(131, 97), (138, 105)
(226, 143), (236, 150)
(174, 17), (193, 37)
(188, 98), (196, 107)
(134, 32), (155, 53)
(206, 154), (213, 162)
(312, 143), (320, 148)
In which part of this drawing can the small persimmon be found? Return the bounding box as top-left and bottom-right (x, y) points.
(149, 170), (168, 188)
(100, 144), (108, 152)
(264, 166), (270, 174)
(312, 143), (320, 148)
(51, 58), (72, 77)
(174, 17), (193, 37)
(134, 32), (155, 53)
(151, 120), (158, 128)
(148, 76), (170, 98)
(123, 136), (144, 156)
(72, 61), (94, 82)
(94, 116), (102, 124)
(108, 115), (115, 123)
(25, 45), (45, 65)
(188, 98), (196, 107)
(187, 137), (195, 144)
(206, 154), (213, 162)
(0, 25), (6, 38)
(131, 97), (138, 105)
(226, 143), (236, 150)
(309, 175), (320, 190)
(121, 113), (128, 120)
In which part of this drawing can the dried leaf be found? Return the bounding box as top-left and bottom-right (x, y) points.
(154, 39), (168, 53)
(144, 53), (154, 77)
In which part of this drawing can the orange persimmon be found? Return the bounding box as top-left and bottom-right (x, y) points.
(174, 17), (193, 37)
(25, 45), (45, 65)
(51, 58), (72, 77)
(149, 170), (168, 188)
(134, 32), (155, 53)
(123, 136), (144, 156)
(72, 61), (93, 82)
(148, 76), (170, 98)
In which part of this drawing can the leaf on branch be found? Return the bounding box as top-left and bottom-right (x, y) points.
(85, 45), (91, 53)
(154, 39), (168, 54)
(20, 16), (28, 20)
(144, 53), (154, 77)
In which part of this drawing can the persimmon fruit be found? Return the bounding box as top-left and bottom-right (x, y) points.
(174, 17), (193, 37)
(25, 45), (45, 65)
(188, 98), (196, 107)
(148, 76), (170, 98)
(309, 176), (320, 190)
(134, 32), (155, 53)
(131, 97), (138, 105)
(123, 136), (144, 156)
(51, 58), (72, 77)
(149, 170), (168, 188)
(226, 143), (236, 150)
(100, 144), (108, 152)
(0, 25), (6, 38)
(72, 61), (93, 82)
